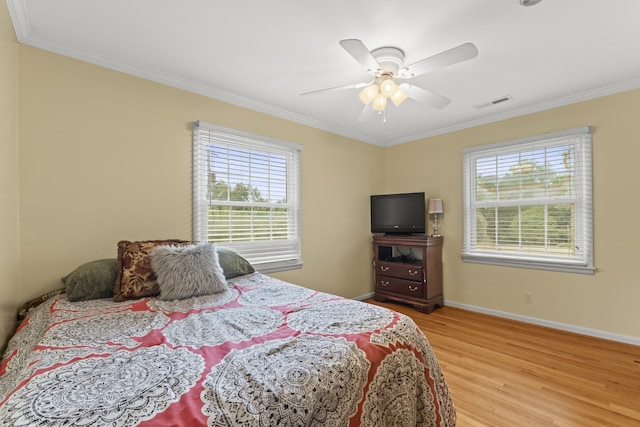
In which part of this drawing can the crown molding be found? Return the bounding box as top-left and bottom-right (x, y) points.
(6, 0), (31, 41)
(9, 0), (640, 148)
(16, 25), (640, 149)
(386, 77), (640, 147)
(19, 34), (383, 145)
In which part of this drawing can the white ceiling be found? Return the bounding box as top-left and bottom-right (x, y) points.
(7, 0), (640, 146)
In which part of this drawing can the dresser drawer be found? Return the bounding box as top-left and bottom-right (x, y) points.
(377, 262), (424, 281)
(376, 276), (424, 297)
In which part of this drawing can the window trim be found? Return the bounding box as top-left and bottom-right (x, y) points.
(462, 126), (594, 275)
(192, 120), (303, 273)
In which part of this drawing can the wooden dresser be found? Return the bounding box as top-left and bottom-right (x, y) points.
(373, 235), (443, 313)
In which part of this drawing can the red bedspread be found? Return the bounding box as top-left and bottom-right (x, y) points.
(0, 272), (455, 426)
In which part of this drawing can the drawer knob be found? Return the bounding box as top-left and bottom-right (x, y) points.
(409, 270), (418, 276)
(408, 285), (419, 292)
(380, 266), (389, 272)
(380, 280), (390, 287)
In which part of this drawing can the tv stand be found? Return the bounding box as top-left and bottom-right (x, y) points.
(373, 235), (443, 314)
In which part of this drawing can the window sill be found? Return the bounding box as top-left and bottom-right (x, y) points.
(254, 260), (303, 274)
(462, 253), (594, 275)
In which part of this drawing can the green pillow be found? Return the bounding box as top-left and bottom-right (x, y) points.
(216, 247), (255, 279)
(62, 259), (118, 301)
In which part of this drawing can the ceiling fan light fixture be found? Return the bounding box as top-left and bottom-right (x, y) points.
(312, 38), (478, 121)
(372, 93), (387, 111)
(359, 84), (379, 105)
(390, 87), (408, 106)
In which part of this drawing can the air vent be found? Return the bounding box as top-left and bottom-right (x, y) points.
(474, 95), (513, 109)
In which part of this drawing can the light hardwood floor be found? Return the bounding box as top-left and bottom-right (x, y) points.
(366, 300), (640, 426)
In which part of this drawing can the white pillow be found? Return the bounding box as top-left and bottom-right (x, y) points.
(150, 243), (227, 300)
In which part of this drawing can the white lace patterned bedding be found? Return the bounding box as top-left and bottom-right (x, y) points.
(0, 272), (455, 426)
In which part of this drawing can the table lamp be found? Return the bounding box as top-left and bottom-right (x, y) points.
(428, 198), (444, 237)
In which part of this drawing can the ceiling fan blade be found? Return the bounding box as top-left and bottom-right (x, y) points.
(401, 84), (451, 109)
(357, 104), (375, 122)
(300, 81), (369, 96)
(339, 39), (381, 73)
(402, 43), (478, 77)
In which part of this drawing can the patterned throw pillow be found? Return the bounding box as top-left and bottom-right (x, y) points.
(113, 240), (190, 301)
(150, 243), (228, 300)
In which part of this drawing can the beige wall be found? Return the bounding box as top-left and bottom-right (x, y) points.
(0, 2), (22, 350)
(15, 46), (384, 316)
(385, 90), (640, 339)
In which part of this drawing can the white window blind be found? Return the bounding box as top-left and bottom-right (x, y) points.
(462, 127), (593, 274)
(193, 121), (302, 273)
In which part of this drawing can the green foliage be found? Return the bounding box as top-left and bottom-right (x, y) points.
(474, 147), (575, 253)
(476, 204), (572, 253)
(209, 178), (268, 203)
(209, 206), (289, 242)
(207, 178), (287, 242)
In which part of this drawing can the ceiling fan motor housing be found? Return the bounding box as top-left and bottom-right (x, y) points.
(370, 47), (405, 76)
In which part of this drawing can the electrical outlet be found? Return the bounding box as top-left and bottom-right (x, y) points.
(523, 292), (533, 304)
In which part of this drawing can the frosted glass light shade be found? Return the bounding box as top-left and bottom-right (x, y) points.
(372, 93), (387, 111)
(390, 87), (408, 106)
(379, 77), (397, 97)
(359, 84), (379, 105)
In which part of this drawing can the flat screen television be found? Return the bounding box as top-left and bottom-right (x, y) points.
(370, 192), (426, 235)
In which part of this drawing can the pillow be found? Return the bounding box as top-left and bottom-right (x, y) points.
(62, 259), (117, 302)
(216, 247), (255, 279)
(150, 243), (227, 300)
(113, 239), (190, 301)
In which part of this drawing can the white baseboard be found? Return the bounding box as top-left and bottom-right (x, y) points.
(354, 293), (639, 347)
(444, 300), (640, 347)
(353, 292), (375, 301)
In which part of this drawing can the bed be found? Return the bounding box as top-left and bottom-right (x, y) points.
(0, 241), (455, 426)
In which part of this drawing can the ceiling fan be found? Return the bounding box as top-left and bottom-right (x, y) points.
(301, 39), (478, 121)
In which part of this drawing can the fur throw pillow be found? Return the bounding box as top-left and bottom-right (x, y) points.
(150, 243), (227, 300)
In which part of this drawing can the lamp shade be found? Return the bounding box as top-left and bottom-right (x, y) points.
(428, 198), (444, 214)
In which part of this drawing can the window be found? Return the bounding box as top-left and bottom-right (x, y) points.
(192, 121), (302, 273)
(462, 127), (593, 274)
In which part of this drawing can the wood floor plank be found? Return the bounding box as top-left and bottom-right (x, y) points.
(366, 300), (640, 426)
